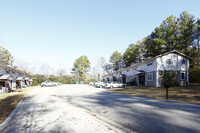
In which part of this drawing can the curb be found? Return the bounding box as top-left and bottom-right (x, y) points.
(58, 96), (135, 133)
(0, 98), (24, 132)
(0, 86), (39, 132)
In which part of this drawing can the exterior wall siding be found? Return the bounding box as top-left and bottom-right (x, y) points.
(103, 51), (190, 87)
(0, 64), (32, 93)
(146, 71), (156, 87)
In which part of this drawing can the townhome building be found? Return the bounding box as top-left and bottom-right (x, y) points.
(103, 50), (191, 87)
(0, 63), (33, 93)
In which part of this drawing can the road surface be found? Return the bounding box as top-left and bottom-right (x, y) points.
(0, 86), (122, 133)
(58, 85), (200, 133)
(1, 84), (200, 133)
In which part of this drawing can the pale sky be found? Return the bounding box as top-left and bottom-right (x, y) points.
(0, 0), (199, 75)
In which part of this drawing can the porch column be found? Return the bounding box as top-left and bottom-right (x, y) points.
(187, 71), (189, 85)
(155, 71), (159, 87)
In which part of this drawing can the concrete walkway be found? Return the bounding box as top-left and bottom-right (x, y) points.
(0, 87), (123, 133)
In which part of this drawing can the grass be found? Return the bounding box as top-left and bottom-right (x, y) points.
(0, 86), (39, 124)
(107, 83), (200, 104)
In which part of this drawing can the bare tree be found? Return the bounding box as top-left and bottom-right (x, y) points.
(13, 59), (29, 73)
(91, 57), (106, 81)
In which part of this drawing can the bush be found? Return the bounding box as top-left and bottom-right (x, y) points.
(160, 70), (177, 87)
(190, 65), (200, 83)
(127, 78), (137, 86)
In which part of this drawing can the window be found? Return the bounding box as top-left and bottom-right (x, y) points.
(147, 73), (153, 81)
(182, 59), (186, 64)
(6, 69), (9, 73)
(181, 72), (185, 80)
(147, 61), (153, 66)
(166, 59), (172, 64)
(133, 66), (137, 70)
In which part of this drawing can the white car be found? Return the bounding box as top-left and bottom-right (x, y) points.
(89, 82), (96, 86)
(41, 81), (57, 87)
(105, 82), (126, 88)
(56, 82), (62, 85)
(95, 82), (107, 88)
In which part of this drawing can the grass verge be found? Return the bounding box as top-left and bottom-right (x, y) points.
(107, 84), (200, 104)
(0, 86), (39, 124)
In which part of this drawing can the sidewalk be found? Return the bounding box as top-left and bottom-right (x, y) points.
(0, 87), (120, 133)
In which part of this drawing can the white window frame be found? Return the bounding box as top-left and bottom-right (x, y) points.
(182, 59), (186, 65)
(147, 73), (153, 81)
(180, 72), (185, 80)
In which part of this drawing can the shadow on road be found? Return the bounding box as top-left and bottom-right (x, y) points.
(61, 90), (200, 133)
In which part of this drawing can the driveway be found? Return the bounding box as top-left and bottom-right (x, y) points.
(58, 85), (200, 133)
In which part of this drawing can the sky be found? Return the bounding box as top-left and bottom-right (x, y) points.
(0, 0), (199, 75)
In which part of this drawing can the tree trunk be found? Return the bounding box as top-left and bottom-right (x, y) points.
(195, 40), (200, 65)
(166, 87), (168, 99)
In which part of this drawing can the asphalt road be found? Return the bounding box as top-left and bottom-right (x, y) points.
(0, 86), (119, 133)
(58, 85), (200, 133)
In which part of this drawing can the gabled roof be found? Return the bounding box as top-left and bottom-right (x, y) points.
(0, 63), (31, 77)
(25, 77), (30, 80)
(16, 77), (24, 81)
(0, 74), (13, 80)
(103, 50), (192, 77)
(154, 50), (192, 60)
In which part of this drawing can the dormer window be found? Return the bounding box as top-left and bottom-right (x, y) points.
(166, 59), (172, 64)
(147, 61), (153, 66)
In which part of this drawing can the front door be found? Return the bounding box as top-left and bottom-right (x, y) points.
(122, 76), (126, 84)
(139, 74), (145, 85)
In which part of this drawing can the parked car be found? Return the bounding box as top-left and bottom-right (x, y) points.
(56, 82), (62, 85)
(95, 82), (106, 88)
(105, 82), (126, 88)
(89, 82), (96, 86)
(41, 81), (57, 87)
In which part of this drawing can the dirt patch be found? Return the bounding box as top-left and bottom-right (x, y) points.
(0, 86), (39, 124)
(108, 84), (200, 103)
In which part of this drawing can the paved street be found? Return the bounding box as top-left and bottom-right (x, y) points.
(0, 84), (200, 133)
(0, 86), (120, 133)
(58, 85), (200, 133)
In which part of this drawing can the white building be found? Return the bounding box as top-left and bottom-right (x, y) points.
(0, 63), (33, 93)
(103, 50), (191, 87)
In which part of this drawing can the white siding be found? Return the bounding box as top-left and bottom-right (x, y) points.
(156, 53), (189, 71)
(104, 52), (190, 87)
(0, 67), (7, 74)
(136, 60), (157, 73)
